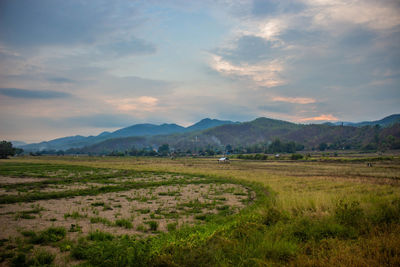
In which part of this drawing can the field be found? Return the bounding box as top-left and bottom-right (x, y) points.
(0, 154), (399, 266)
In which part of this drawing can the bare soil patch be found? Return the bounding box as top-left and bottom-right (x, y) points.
(0, 183), (250, 239)
(0, 176), (49, 184)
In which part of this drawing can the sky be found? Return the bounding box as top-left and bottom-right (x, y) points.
(0, 0), (399, 143)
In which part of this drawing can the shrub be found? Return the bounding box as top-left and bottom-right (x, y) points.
(115, 218), (133, 229)
(147, 221), (158, 231)
(290, 153), (303, 160)
(31, 249), (55, 266)
(291, 218), (357, 242)
(373, 198), (400, 224)
(24, 227), (66, 244)
(263, 207), (287, 226)
(87, 230), (114, 241)
(334, 200), (364, 227)
(167, 222), (177, 232)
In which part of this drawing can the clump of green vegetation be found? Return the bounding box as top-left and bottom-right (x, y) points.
(167, 222), (178, 232)
(146, 221), (158, 231)
(87, 230), (114, 241)
(90, 216), (113, 226)
(10, 249), (55, 267)
(137, 208), (150, 214)
(115, 218), (133, 229)
(64, 211), (87, 219)
(69, 224), (82, 232)
(290, 153), (304, 160)
(21, 227), (66, 244)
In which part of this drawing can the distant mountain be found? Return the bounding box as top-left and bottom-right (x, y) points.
(78, 115), (400, 154)
(20, 118), (236, 151)
(185, 118), (238, 132)
(110, 123), (184, 138)
(11, 141), (27, 147)
(331, 114), (400, 127)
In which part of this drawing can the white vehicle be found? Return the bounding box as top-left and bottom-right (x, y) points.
(218, 157), (230, 163)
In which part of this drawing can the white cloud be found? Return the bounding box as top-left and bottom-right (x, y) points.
(106, 96), (159, 112)
(300, 114), (339, 122)
(210, 55), (286, 87)
(272, 96), (316, 104)
(303, 0), (400, 31)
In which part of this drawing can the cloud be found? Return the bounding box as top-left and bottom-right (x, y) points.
(0, 88), (71, 99)
(271, 96), (316, 104)
(47, 77), (75, 83)
(106, 96), (159, 112)
(101, 37), (156, 56)
(63, 114), (136, 128)
(214, 35), (273, 64)
(300, 114), (339, 122)
(303, 0), (400, 31)
(210, 54), (285, 87)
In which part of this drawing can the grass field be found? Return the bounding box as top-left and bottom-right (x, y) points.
(0, 154), (399, 266)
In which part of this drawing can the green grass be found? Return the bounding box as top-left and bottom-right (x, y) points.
(115, 218), (133, 229)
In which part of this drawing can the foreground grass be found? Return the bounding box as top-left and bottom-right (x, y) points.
(1, 155), (400, 266)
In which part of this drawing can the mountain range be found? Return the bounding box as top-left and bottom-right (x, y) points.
(16, 114), (400, 153)
(17, 118), (237, 151)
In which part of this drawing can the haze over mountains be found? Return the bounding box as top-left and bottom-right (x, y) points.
(15, 114), (400, 153)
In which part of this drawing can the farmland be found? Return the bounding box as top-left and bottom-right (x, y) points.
(0, 154), (399, 266)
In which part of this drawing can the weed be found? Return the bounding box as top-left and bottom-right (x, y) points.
(87, 230), (114, 241)
(146, 221), (158, 231)
(167, 222), (178, 232)
(69, 224), (82, 232)
(115, 218), (133, 229)
(90, 217), (113, 226)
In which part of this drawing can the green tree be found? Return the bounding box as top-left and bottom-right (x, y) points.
(0, 141), (17, 159)
(318, 142), (328, 151)
(158, 144), (170, 156)
(269, 139), (282, 153)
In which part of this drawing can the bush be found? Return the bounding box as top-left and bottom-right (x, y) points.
(147, 221), (158, 231)
(372, 198), (400, 224)
(87, 230), (114, 241)
(31, 249), (55, 266)
(263, 207), (287, 226)
(290, 153), (304, 160)
(115, 218), (133, 229)
(291, 217), (357, 242)
(334, 200), (364, 227)
(24, 227), (66, 244)
(167, 222), (177, 232)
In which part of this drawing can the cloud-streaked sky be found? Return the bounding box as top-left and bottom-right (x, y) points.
(1, 0), (399, 142)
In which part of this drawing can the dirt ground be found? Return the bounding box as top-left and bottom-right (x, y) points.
(0, 182), (250, 239)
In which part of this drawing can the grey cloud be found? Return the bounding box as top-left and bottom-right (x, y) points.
(339, 27), (376, 47)
(252, 0), (305, 17)
(258, 103), (295, 114)
(0, 0), (146, 49)
(102, 37), (156, 56)
(0, 88), (71, 99)
(63, 114), (135, 128)
(99, 75), (177, 97)
(214, 35), (274, 64)
(47, 77), (76, 83)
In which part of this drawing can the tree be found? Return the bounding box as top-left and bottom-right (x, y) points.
(0, 141), (17, 159)
(158, 144), (170, 156)
(269, 139), (282, 153)
(318, 142), (328, 151)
